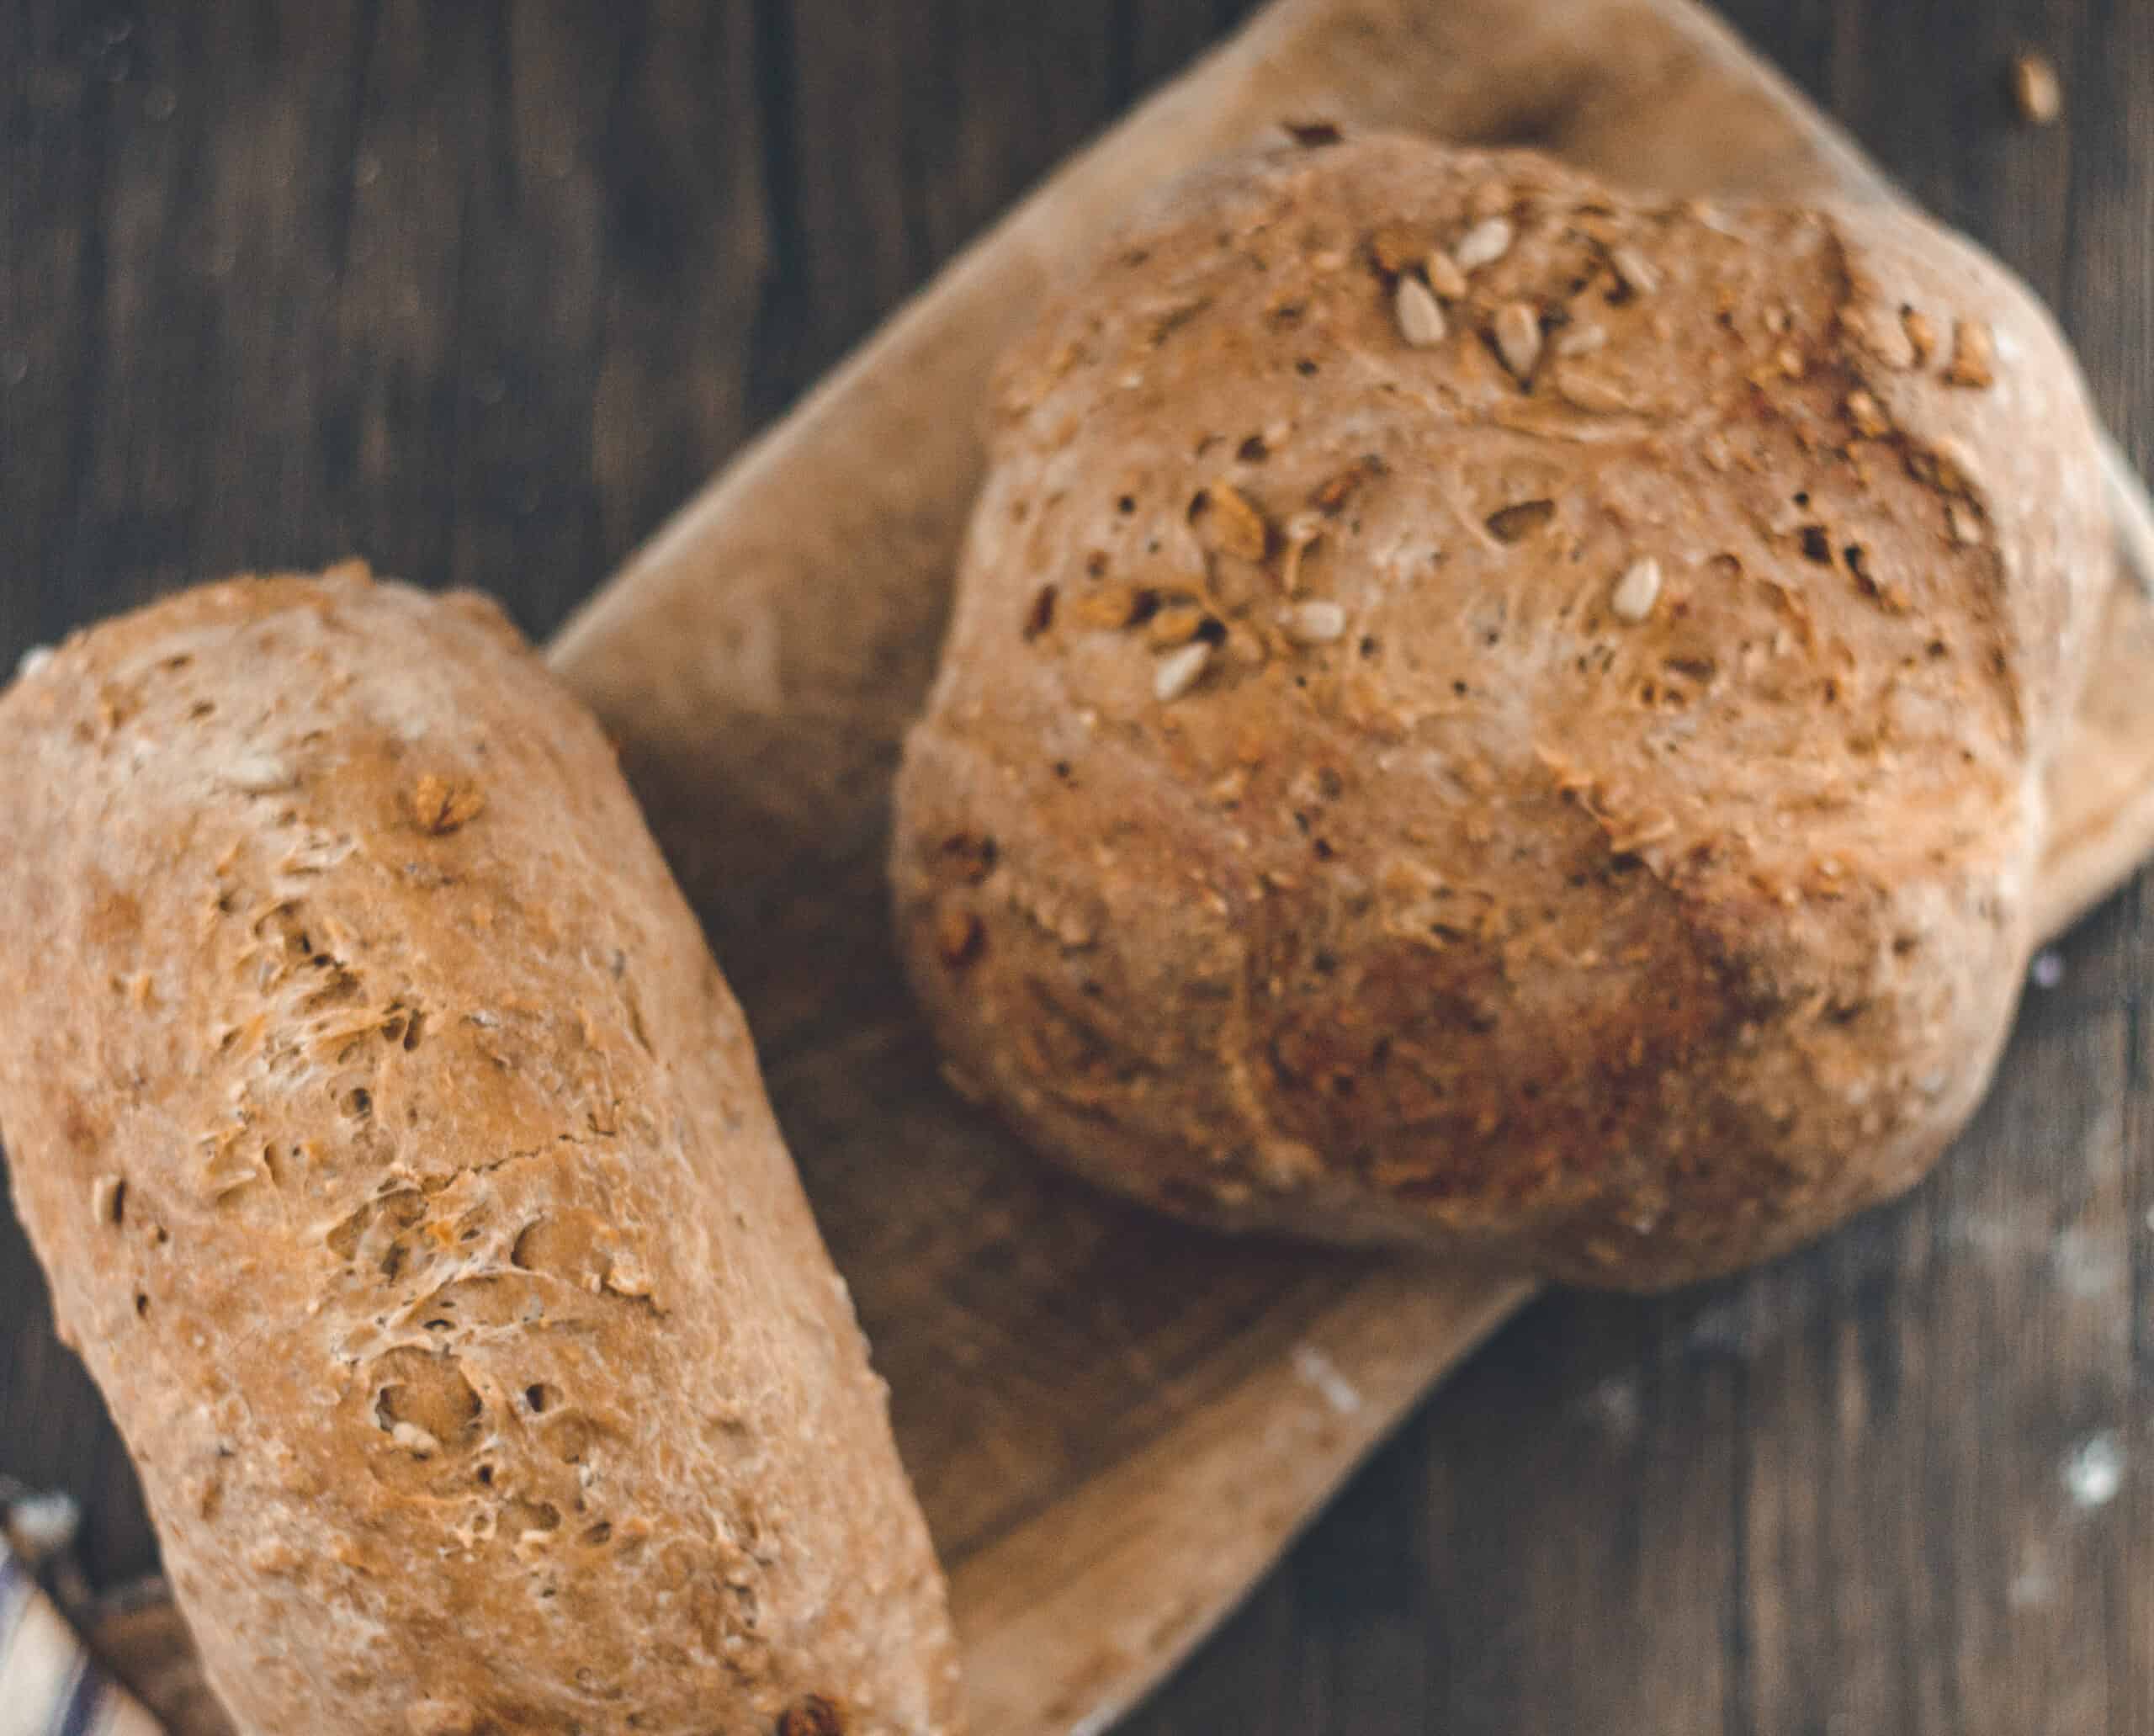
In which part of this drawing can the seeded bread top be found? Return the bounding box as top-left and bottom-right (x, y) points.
(894, 133), (2111, 1287)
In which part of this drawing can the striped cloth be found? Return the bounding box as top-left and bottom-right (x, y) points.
(0, 1541), (162, 1736)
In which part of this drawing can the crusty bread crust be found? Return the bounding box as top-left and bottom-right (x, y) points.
(893, 135), (2112, 1288)
(0, 567), (962, 1733)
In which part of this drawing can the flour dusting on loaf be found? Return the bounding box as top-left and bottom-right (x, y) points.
(0, 566), (962, 1733)
(893, 134), (2112, 1287)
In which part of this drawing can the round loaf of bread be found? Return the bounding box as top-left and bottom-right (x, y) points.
(0, 569), (962, 1733)
(892, 133), (2112, 1288)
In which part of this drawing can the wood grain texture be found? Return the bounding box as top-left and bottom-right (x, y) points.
(3, 5), (2151, 1736)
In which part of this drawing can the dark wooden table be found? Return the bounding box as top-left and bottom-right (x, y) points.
(3, 4), (2150, 1731)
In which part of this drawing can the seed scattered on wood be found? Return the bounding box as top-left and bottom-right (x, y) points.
(1154, 640), (1214, 703)
(1903, 307), (1940, 365)
(1454, 215), (1515, 271)
(1556, 323), (1607, 358)
(1845, 389), (1891, 438)
(2009, 50), (2062, 125)
(408, 774), (486, 835)
(1948, 502), (1985, 545)
(1610, 557), (1663, 623)
(1945, 317), (1997, 388)
(1609, 244), (1662, 297)
(91, 1173), (125, 1227)
(1775, 342), (1806, 380)
(1763, 305), (1791, 336)
(1394, 273), (1447, 347)
(1282, 119), (1344, 149)
(1280, 600), (1347, 645)
(1493, 300), (1543, 381)
(1425, 249), (1468, 300)
(1195, 481), (1271, 560)
(1022, 584), (1057, 640)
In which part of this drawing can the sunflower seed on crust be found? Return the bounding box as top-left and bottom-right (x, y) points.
(1196, 482), (1271, 560)
(1280, 600), (1347, 645)
(1610, 557), (1663, 623)
(1930, 435), (1987, 496)
(1903, 308), (1941, 365)
(1454, 216), (1515, 271)
(1493, 301), (1543, 381)
(1609, 244), (1661, 297)
(1425, 249), (1468, 300)
(1846, 389), (1891, 439)
(1945, 317), (1997, 388)
(1841, 301), (1917, 370)
(1146, 601), (1208, 648)
(1154, 640), (1214, 703)
(1393, 274), (1447, 348)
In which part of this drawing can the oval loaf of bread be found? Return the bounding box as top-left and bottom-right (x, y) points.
(0, 569), (962, 1733)
(893, 133), (2112, 1289)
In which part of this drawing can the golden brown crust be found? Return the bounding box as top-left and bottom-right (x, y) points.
(0, 566), (962, 1733)
(892, 135), (2112, 1288)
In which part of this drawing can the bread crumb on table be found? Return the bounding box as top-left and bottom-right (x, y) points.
(3, 1489), (82, 1564)
(2009, 50), (2062, 126)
